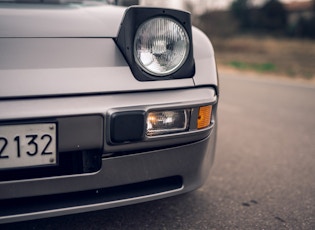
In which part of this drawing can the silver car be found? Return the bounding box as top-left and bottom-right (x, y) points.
(0, 0), (219, 223)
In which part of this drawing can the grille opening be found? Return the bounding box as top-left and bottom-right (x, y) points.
(0, 176), (183, 217)
(0, 150), (101, 182)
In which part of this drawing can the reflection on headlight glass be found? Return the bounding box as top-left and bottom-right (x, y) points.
(134, 17), (189, 76)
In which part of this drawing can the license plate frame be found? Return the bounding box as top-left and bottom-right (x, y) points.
(0, 123), (57, 170)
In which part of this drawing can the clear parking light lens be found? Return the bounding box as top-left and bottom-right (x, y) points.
(146, 109), (190, 136)
(134, 17), (190, 76)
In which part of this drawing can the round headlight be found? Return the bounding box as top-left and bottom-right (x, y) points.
(134, 17), (190, 77)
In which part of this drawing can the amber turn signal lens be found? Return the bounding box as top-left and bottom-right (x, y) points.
(197, 105), (212, 129)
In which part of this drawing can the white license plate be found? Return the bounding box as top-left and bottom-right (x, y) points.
(0, 123), (57, 169)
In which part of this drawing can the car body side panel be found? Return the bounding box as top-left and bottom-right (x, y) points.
(192, 27), (218, 90)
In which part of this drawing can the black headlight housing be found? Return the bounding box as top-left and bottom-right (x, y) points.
(115, 6), (195, 81)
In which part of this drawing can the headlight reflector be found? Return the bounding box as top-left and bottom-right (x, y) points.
(134, 17), (190, 76)
(146, 109), (190, 136)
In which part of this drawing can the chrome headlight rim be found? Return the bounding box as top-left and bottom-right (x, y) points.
(133, 16), (190, 77)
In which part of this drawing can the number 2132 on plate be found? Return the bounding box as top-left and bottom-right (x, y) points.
(0, 123), (57, 170)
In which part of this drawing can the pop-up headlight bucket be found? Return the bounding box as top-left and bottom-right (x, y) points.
(115, 6), (195, 81)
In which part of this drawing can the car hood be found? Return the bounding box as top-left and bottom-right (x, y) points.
(0, 3), (216, 99)
(0, 3), (125, 38)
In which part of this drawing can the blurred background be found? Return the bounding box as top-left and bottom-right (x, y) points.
(115, 0), (315, 80)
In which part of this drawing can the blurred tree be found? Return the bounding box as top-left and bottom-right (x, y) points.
(117, 0), (139, 6)
(259, 0), (287, 31)
(295, 16), (315, 38)
(230, 0), (252, 29)
(287, 0), (315, 38)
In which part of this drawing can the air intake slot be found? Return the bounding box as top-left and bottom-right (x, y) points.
(0, 176), (183, 217)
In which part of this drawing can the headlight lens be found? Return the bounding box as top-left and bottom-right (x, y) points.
(134, 17), (190, 76)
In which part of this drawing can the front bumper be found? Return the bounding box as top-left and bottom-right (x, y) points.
(0, 87), (217, 223)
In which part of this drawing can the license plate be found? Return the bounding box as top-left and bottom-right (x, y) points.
(0, 123), (57, 170)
